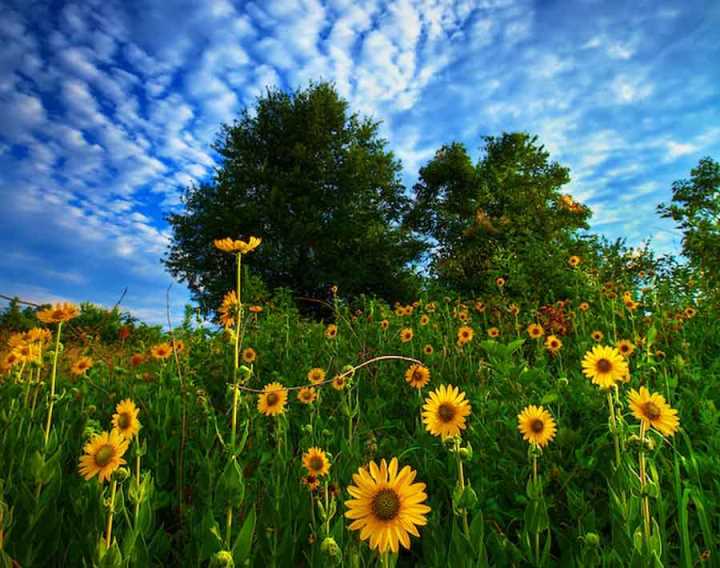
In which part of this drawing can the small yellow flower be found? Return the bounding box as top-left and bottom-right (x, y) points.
(399, 328), (414, 343)
(517, 405), (557, 448)
(150, 342), (173, 360)
(616, 339), (635, 358)
(457, 326), (474, 345)
(71, 356), (93, 376)
(257, 382), (288, 416)
(568, 255), (581, 268)
(579, 302), (590, 312)
(297, 387), (317, 404)
(545, 335), (562, 353)
(487, 327), (500, 338)
(423, 344), (434, 355)
(112, 399), (141, 440)
(527, 323), (544, 339)
(302, 447), (331, 477)
(628, 387), (679, 436)
(213, 236), (262, 254)
(242, 347), (257, 364)
(331, 375), (347, 390)
(420, 314), (430, 326)
(404, 364), (430, 389)
(591, 330), (604, 342)
(581, 345), (628, 389)
(308, 367), (326, 385)
(37, 302), (80, 324)
(325, 324), (338, 339)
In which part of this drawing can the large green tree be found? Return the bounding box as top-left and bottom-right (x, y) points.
(658, 156), (720, 300)
(165, 82), (423, 313)
(404, 133), (592, 301)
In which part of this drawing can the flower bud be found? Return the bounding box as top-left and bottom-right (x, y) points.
(210, 550), (235, 567)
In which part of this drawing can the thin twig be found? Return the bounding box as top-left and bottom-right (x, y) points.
(112, 287), (128, 310)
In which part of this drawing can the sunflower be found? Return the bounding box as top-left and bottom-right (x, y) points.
(242, 347), (257, 364)
(331, 375), (347, 390)
(568, 255), (581, 268)
(495, 276), (506, 288)
(457, 326), (474, 345)
(257, 382), (288, 416)
(380, 319), (389, 331)
(308, 367), (326, 385)
(213, 236), (262, 254)
(302, 447), (331, 477)
(425, 302), (437, 313)
(37, 302), (80, 324)
(628, 387), (680, 436)
(457, 310), (469, 323)
(71, 356), (93, 376)
(130, 353), (145, 367)
(405, 364), (430, 390)
(394, 305), (405, 317)
(219, 290), (239, 329)
(297, 386), (317, 404)
(474, 301), (486, 313)
(683, 306), (697, 319)
(508, 304), (520, 317)
(527, 323), (544, 339)
(344, 457), (431, 554)
(487, 327), (500, 338)
(302, 474), (320, 492)
(419, 314), (430, 326)
(545, 335), (562, 353)
(112, 399), (141, 440)
(591, 330), (604, 342)
(25, 327), (52, 344)
(150, 342), (173, 360)
(581, 345), (628, 389)
(579, 302), (590, 312)
(399, 328), (414, 343)
(616, 339), (635, 358)
(517, 405), (557, 448)
(249, 305), (263, 314)
(423, 344), (434, 356)
(171, 339), (185, 354)
(78, 430), (129, 483)
(624, 299), (639, 312)
(325, 324), (338, 339)
(422, 385), (471, 439)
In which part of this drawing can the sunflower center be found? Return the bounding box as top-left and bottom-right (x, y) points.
(642, 401), (661, 420)
(309, 456), (324, 472)
(266, 392), (279, 406)
(117, 413), (131, 429)
(412, 371), (423, 383)
(371, 488), (401, 521)
(530, 418), (545, 433)
(596, 358), (612, 373)
(95, 445), (115, 467)
(438, 403), (456, 423)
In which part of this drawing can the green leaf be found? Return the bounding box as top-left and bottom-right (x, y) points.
(232, 506), (256, 564)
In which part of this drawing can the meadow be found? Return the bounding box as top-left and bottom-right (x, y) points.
(1, 239), (719, 567)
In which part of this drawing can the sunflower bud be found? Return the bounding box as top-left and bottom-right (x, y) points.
(113, 467), (131, 482)
(210, 550), (235, 567)
(583, 532), (600, 546)
(302, 423), (313, 434)
(320, 536), (341, 560)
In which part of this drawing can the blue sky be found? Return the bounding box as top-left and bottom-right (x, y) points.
(0, 0), (718, 324)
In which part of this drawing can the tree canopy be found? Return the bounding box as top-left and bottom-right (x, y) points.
(164, 82), (424, 314)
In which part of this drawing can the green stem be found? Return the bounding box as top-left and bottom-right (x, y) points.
(42, 321), (63, 448)
(606, 390), (621, 468)
(638, 424), (652, 545)
(105, 479), (118, 548)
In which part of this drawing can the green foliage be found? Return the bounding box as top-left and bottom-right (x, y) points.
(405, 133), (592, 303)
(658, 156), (720, 301)
(164, 81), (424, 315)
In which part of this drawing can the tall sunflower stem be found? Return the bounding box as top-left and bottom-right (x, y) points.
(606, 390), (621, 468)
(42, 321), (63, 448)
(105, 479), (118, 549)
(454, 438), (470, 538)
(134, 436), (142, 523)
(533, 454), (540, 565)
(638, 424), (652, 545)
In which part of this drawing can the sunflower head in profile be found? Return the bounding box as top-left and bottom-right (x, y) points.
(628, 387), (679, 436)
(517, 405), (557, 448)
(257, 382), (288, 416)
(423, 344), (434, 356)
(302, 474), (320, 492)
(545, 335), (562, 353)
(344, 457), (431, 554)
(487, 327), (500, 338)
(37, 302), (80, 324)
(71, 356), (93, 376)
(219, 290), (239, 329)
(527, 323), (544, 339)
(508, 303), (520, 317)
(457, 326), (474, 345)
(616, 339), (635, 358)
(422, 384), (472, 439)
(308, 367), (326, 385)
(302, 447), (331, 477)
(242, 347), (257, 364)
(325, 324), (338, 339)
(213, 236), (262, 255)
(112, 399), (141, 440)
(581, 345), (628, 389)
(404, 364), (430, 390)
(151, 342), (173, 360)
(297, 386), (317, 405)
(399, 328), (414, 343)
(78, 430), (129, 483)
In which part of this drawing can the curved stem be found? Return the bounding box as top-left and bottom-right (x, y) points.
(42, 321), (63, 448)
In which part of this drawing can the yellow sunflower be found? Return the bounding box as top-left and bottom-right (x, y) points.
(508, 304), (520, 317)
(25, 327), (52, 344)
(423, 344), (434, 356)
(527, 323), (544, 339)
(111, 399), (141, 440)
(302, 447), (331, 477)
(308, 367), (326, 385)
(487, 327), (500, 338)
(380, 319), (390, 330)
(628, 387), (680, 436)
(616, 339), (635, 358)
(579, 302), (590, 312)
(404, 364), (430, 390)
(219, 290), (239, 329)
(325, 324), (338, 339)
(37, 302), (80, 324)
(581, 345), (628, 389)
(213, 236), (262, 254)
(257, 382), (288, 416)
(683, 306), (697, 319)
(422, 385), (472, 439)
(474, 301), (486, 313)
(78, 430), (129, 483)
(568, 255), (581, 268)
(150, 342), (173, 360)
(457, 326), (474, 345)
(545, 335), (562, 353)
(302, 474), (320, 492)
(331, 375), (347, 390)
(420, 314), (430, 326)
(242, 347), (257, 364)
(591, 330), (604, 342)
(297, 386), (317, 404)
(71, 356), (93, 376)
(517, 405), (557, 448)
(344, 457), (431, 554)
(399, 328), (414, 343)
(495, 276), (506, 288)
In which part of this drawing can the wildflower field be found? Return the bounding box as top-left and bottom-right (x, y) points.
(1, 238), (718, 568)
